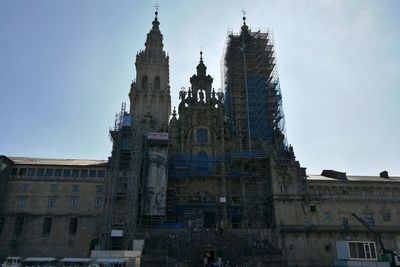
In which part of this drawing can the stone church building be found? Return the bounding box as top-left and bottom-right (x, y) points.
(1, 12), (399, 267)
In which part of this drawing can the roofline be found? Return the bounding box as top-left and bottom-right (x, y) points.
(6, 156), (108, 167)
(307, 175), (400, 183)
(0, 155), (14, 164)
(308, 174), (400, 179)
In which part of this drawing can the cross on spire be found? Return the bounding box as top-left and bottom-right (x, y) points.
(242, 9), (247, 25)
(154, 3), (160, 19)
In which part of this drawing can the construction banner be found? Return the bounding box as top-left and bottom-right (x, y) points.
(144, 147), (168, 215)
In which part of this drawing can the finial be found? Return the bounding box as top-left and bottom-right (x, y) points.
(242, 9), (246, 25)
(154, 4), (160, 20)
(200, 48), (203, 62)
(172, 106), (177, 117)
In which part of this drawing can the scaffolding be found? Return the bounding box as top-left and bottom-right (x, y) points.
(123, 108), (144, 249)
(217, 25), (288, 230)
(100, 27), (287, 234)
(223, 27), (287, 153)
(156, 150), (272, 230)
(100, 102), (133, 249)
(98, 102), (145, 250)
(148, 26), (286, 231)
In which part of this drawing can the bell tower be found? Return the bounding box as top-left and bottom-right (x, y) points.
(129, 11), (171, 132)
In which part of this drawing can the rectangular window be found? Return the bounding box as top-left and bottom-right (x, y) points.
(27, 168), (36, 176)
(50, 184), (58, 193)
(349, 242), (357, 258)
(304, 218), (311, 228)
(70, 198), (78, 208)
(98, 170), (105, 177)
(11, 168), (18, 176)
(20, 183), (29, 192)
(349, 241), (377, 259)
(48, 198), (56, 207)
(72, 184), (79, 192)
(89, 170), (97, 177)
(18, 168), (27, 176)
(13, 217), (24, 236)
(342, 217), (349, 230)
(17, 197), (26, 207)
(96, 185), (104, 193)
(68, 218), (78, 234)
(37, 168), (45, 176)
(72, 169), (80, 177)
(63, 169), (71, 177)
(310, 205), (317, 212)
(42, 217), (52, 235)
(95, 198), (103, 209)
(54, 169), (62, 177)
(80, 170), (88, 177)
(382, 212), (391, 222)
(45, 169), (54, 177)
(364, 212), (374, 227)
(324, 211), (332, 220)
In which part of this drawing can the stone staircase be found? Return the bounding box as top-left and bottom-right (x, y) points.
(141, 236), (167, 267)
(141, 229), (284, 266)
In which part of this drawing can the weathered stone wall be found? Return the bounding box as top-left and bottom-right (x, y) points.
(274, 177), (400, 266)
(0, 162), (106, 261)
(0, 215), (100, 259)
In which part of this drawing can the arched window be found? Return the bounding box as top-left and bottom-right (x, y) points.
(197, 128), (208, 144)
(154, 76), (160, 90)
(142, 75), (148, 90)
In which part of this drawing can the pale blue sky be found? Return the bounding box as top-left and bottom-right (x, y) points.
(1, 0), (399, 175)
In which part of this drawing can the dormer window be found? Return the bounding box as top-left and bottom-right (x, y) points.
(197, 128), (208, 144)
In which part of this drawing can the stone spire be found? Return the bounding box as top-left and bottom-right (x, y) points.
(144, 11), (164, 51)
(130, 10), (171, 132)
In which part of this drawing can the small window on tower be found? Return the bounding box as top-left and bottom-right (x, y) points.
(154, 76), (160, 90)
(142, 75), (148, 90)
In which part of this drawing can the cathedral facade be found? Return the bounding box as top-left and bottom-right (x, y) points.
(1, 12), (400, 267)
